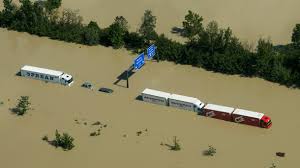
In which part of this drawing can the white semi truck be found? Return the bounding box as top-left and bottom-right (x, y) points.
(20, 65), (74, 86)
(141, 88), (205, 113)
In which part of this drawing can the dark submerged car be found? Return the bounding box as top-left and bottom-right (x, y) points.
(98, 87), (113, 93)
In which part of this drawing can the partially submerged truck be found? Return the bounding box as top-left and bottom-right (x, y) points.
(141, 88), (272, 129)
(20, 65), (74, 86)
(203, 104), (272, 128)
(141, 88), (205, 113)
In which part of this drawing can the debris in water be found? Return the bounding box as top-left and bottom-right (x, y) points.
(276, 152), (285, 157)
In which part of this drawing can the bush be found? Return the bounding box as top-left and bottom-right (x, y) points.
(170, 136), (181, 151)
(52, 130), (75, 151)
(13, 96), (31, 115)
(203, 145), (216, 156)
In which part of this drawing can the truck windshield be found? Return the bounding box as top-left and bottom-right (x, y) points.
(67, 77), (73, 84)
(266, 120), (272, 126)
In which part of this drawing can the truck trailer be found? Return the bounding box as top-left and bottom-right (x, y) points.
(142, 88), (171, 106)
(202, 103), (235, 121)
(141, 88), (205, 113)
(169, 94), (205, 113)
(20, 65), (74, 86)
(203, 104), (272, 128)
(232, 108), (272, 128)
(141, 88), (272, 129)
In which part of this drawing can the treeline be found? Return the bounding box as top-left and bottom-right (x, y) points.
(0, 0), (299, 87)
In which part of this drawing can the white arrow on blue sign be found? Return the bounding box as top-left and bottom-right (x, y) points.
(134, 52), (145, 70)
(147, 44), (156, 59)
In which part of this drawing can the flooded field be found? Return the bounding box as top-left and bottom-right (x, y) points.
(60, 0), (300, 44)
(1, 0), (300, 167)
(0, 28), (300, 168)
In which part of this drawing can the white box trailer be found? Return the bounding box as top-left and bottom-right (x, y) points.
(169, 94), (205, 113)
(20, 65), (74, 86)
(141, 88), (171, 106)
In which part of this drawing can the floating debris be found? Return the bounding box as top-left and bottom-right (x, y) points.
(92, 121), (101, 126)
(276, 152), (285, 157)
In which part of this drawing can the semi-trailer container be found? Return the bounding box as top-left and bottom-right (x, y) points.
(141, 88), (204, 112)
(169, 94), (205, 113)
(141, 88), (171, 106)
(232, 108), (272, 128)
(140, 88), (272, 129)
(20, 65), (73, 86)
(202, 103), (235, 121)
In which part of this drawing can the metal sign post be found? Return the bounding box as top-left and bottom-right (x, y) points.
(127, 53), (145, 88)
(126, 65), (133, 88)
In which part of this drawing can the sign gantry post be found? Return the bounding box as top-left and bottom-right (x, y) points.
(127, 53), (145, 88)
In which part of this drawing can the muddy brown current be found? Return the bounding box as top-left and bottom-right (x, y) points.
(1, 0), (300, 167)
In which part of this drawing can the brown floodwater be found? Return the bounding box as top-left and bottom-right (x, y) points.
(0, 27), (299, 168)
(0, 0), (300, 167)
(60, 0), (300, 44)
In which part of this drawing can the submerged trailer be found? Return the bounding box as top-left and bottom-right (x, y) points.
(141, 88), (204, 113)
(20, 65), (74, 86)
(140, 88), (272, 129)
(232, 108), (272, 128)
(202, 104), (235, 121)
(169, 94), (205, 113)
(141, 88), (171, 106)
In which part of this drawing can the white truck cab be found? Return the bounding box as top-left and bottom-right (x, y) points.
(61, 73), (73, 86)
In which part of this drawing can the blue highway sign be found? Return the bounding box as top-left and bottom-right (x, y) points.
(147, 44), (156, 59)
(134, 52), (145, 70)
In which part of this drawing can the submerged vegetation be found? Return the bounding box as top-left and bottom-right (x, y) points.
(0, 0), (299, 87)
(43, 130), (75, 151)
(12, 96), (31, 115)
(203, 145), (217, 156)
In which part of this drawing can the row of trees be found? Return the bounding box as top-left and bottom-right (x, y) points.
(0, 0), (299, 87)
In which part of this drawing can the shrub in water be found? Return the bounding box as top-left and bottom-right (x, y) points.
(52, 130), (75, 151)
(204, 145), (216, 156)
(14, 96), (31, 115)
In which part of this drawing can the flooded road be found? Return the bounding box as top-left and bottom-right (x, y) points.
(0, 28), (299, 168)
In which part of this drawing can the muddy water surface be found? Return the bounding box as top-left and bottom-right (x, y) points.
(0, 28), (299, 168)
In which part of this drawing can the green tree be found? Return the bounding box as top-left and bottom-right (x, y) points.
(182, 10), (204, 40)
(108, 23), (124, 48)
(44, 0), (62, 12)
(255, 38), (275, 76)
(82, 21), (100, 45)
(114, 16), (129, 33)
(155, 34), (184, 62)
(108, 22), (125, 48)
(199, 21), (222, 55)
(14, 96), (31, 115)
(139, 10), (157, 43)
(0, 0), (17, 27)
(124, 32), (144, 50)
(55, 9), (83, 43)
(292, 24), (300, 48)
